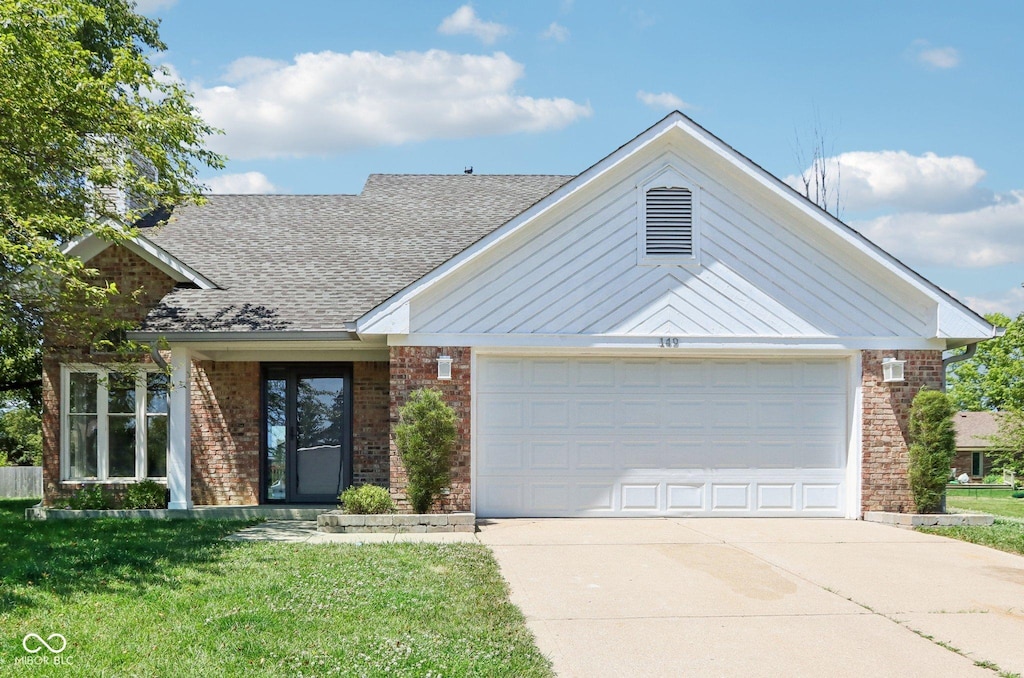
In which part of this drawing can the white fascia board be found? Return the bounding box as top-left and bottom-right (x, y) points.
(63, 231), (218, 290)
(668, 116), (996, 342)
(386, 332), (947, 351)
(358, 301), (409, 335)
(356, 115), (682, 334)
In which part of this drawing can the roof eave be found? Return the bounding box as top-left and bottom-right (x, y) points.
(126, 328), (359, 343)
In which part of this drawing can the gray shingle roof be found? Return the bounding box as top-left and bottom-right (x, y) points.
(138, 174), (572, 333)
(954, 411), (1003, 449)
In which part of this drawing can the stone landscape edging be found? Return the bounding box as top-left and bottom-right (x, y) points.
(317, 511), (476, 533)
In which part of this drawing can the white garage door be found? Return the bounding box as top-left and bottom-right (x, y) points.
(475, 356), (849, 517)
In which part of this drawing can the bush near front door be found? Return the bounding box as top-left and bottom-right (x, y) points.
(395, 388), (457, 514)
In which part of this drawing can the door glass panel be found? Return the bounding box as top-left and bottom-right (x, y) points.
(295, 377), (344, 498)
(265, 378), (287, 500)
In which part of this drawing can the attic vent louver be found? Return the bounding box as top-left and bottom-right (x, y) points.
(645, 187), (693, 257)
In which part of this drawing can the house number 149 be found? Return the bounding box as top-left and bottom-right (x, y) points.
(659, 337), (679, 348)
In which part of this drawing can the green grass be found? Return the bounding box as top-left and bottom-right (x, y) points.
(919, 519), (1024, 557)
(0, 500), (552, 677)
(947, 489), (1024, 519)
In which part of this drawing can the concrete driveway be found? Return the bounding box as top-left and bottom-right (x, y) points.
(478, 518), (1024, 678)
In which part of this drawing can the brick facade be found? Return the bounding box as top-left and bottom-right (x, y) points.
(190, 360), (261, 505)
(41, 246), (178, 506)
(352, 361), (391, 488)
(860, 350), (944, 513)
(389, 346), (472, 512)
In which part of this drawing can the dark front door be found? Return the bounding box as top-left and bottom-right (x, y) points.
(263, 364), (352, 503)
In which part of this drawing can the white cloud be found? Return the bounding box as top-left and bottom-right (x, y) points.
(542, 22), (570, 42)
(194, 50), (591, 160)
(637, 90), (690, 111)
(851, 191), (1024, 268)
(965, 286), (1024, 317)
(133, 0), (177, 13)
(785, 150), (990, 213)
(204, 172), (277, 194)
(909, 40), (960, 69)
(438, 5), (509, 44)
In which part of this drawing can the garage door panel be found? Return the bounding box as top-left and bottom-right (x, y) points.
(477, 358), (524, 389)
(664, 400), (707, 428)
(618, 399), (661, 428)
(528, 399), (570, 428)
(621, 360), (661, 387)
(667, 484), (705, 510)
(477, 439), (524, 472)
(575, 441), (616, 470)
(478, 396), (525, 428)
(803, 483), (842, 510)
(575, 359), (616, 387)
(712, 484), (751, 510)
(621, 484), (659, 510)
(528, 359), (570, 386)
(577, 482), (614, 510)
(529, 441), (570, 470)
(576, 400), (617, 428)
(476, 356), (849, 517)
(758, 484), (797, 510)
(709, 400), (754, 427)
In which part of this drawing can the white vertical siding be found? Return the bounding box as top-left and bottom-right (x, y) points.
(410, 150), (933, 339)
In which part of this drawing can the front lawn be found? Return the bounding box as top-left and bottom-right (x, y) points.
(919, 519), (1024, 557)
(946, 488), (1024, 520)
(0, 500), (552, 677)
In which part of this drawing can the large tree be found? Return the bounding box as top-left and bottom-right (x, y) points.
(947, 312), (1024, 412)
(0, 0), (222, 403)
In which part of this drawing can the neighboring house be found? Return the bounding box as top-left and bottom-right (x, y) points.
(43, 112), (1000, 518)
(952, 411), (1002, 480)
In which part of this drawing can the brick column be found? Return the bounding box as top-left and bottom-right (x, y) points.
(860, 350), (944, 513)
(389, 346), (471, 512)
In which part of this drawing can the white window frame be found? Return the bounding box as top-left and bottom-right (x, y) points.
(60, 363), (168, 483)
(637, 164), (702, 267)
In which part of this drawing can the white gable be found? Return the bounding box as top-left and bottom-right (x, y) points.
(360, 113), (995, 348)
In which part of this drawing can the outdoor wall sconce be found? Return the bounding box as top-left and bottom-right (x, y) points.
(437, 355), (453, 380)
(881, 357), (906, 383)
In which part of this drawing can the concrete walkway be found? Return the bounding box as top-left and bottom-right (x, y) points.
(224, 520), (477, 544)
(477, 518), (1024, 678)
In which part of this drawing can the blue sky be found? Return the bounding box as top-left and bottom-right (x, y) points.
(140, 0), (1023, 318)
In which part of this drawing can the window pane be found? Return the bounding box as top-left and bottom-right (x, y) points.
(69, 373), (97, 413)
(147, 415), (167, 477)
(147, 373), (169, 414)
(108, 373), (136, 414)
(109, 415), (137, 477)
(68, 414), (98, 478)
(265, 378), (286, 500)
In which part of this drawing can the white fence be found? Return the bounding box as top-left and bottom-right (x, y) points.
(0, 466), (42, 498)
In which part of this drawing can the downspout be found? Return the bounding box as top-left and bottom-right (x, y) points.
(941, 343), (977, 391)
(149, 341), (169, 370)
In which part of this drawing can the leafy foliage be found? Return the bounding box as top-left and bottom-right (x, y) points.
(65, 484), (113, 510)
(395, 388), (457, 514)
(988, 408), (1024, 478)
(947, 312), (1024, 411)
(907, 389), (956, 513)
(122, 478), (167, 509)
(0, 398), (41, 466)
(0, 0), (223, 402)
(340, 484), (396, 514)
